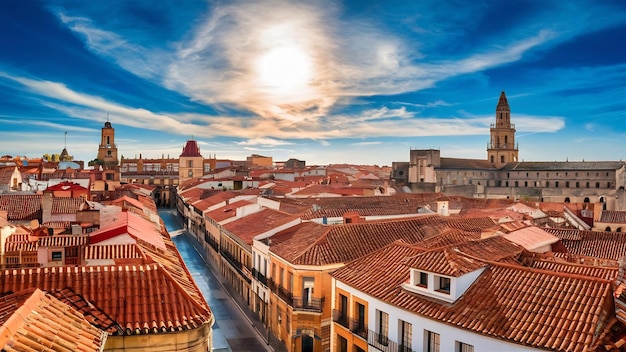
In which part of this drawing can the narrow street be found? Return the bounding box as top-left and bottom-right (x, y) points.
(159, 208), (272, 352)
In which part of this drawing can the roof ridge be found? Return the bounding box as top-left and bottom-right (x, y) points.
(487, 259), (615, 284)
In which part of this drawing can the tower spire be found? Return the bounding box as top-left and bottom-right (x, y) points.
(487, 91), (518, 167)
(64, 131), (67, 149)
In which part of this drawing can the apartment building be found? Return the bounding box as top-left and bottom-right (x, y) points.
(331, 238), (622, 351)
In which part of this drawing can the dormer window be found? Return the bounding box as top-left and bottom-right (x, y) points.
(436, 276), (451, 294)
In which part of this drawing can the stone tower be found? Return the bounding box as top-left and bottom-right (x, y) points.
(179, 140), (204, 182)
(96, 120), (120, 180)
(487, 91), (518, 168)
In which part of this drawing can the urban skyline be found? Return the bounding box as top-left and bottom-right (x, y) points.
(1, 1), (626, 166)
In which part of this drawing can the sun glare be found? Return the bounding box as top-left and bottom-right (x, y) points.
(255, 45), (312, 95)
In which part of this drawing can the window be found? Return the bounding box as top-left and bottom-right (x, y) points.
(436, 276), (450, 294)
(596, 182), (600, 189)
(337, 335), (347, 352)
(51, 251), (62, 261)
(415, 271), (428, 287)
(576, 182), (579, 188)
(188, 160), (193, 167)
(456, 341), (474, 352)
(565, 181), (570, 188)
(399, 320), (412, 352)
(376, 310), (389, 345)
(555, 181), (559, 187)
(355, 302), (365, 335)
(500, 155), (505, 163)
(338, 294), (348, 326)
(425, 330), (440, 352)
(586, 182), (590, 188)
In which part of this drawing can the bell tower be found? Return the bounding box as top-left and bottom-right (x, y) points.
(487, 91), (518, 168)
(96, 119), (120, 181)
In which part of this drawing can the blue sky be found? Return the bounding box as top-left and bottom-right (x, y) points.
(1, 0), (626, 166)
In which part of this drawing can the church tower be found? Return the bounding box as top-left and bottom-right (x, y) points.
(178, 139), (204, 182)
(487, 91), (518, 168)
(96, 120), (120, 180)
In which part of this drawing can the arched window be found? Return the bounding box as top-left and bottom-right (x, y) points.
(514, 181), (519, 187)
(564, 197), (570, 203)
(606, 226), (612, 232)
(504, 136), (508, 145)
(600, 197), (605, 203)
(500, 155), (505, 163)
(584, 197), (590, 203)
(617, 227), (622, 233)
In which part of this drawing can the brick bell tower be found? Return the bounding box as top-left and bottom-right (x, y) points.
(487, 91), (518, 168)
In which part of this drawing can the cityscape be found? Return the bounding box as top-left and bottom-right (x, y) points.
(2, 1), (626, 352)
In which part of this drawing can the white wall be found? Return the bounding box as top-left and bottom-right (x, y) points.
(335, 280), (540, 352)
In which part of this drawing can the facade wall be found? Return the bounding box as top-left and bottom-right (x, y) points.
(103, 323), (212, 352)
(334, 280), (538, 352)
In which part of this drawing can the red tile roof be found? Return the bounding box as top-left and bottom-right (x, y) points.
(89, 212), (166, 250)
(52, 197), (84, 214)
(45, 181), (88, 192)
(405, 247), (486, 276)
(223, 208), (299, 245)
(180, 140), (202, 157)
(545, 228), (626, 260)
(270, 215), (447, 266)
(332, 241), (614, 351)
(0, 264), (211, 335)
(276, 194), (442, 219)
(0, 194), (42, 221)
(599, 210), (626, 224)
(0, 288), (107, 351)
(205, 200), (254, 223)
(111, 195), (145, 210)
(191, 190), (240, 212)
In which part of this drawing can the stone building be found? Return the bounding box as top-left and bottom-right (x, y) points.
(392, 92), (626, 209)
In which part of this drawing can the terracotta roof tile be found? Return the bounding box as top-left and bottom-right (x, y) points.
(270, 215), (447, 266)
(546, 228), (626, 260)
(405, 247), (486, 276)
(51, 197), (84, 214)
(332, 241), (614, 351)
(224, 208), (299, 245)
(0, 264), (210, 336)
(89, 212), (166, 250)
(0, 194), (42, 221)
(276, 194), (442, 219)
(204, 200), (254, 223)
(0, 288), (107, 351)
(599, 210), (626, 224)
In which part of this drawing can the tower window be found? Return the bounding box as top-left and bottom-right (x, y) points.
(500, 155), (505, 163)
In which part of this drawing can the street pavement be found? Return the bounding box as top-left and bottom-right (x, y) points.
(159, 208), (276, 352)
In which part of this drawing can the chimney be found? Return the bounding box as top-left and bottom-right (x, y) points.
(42, 192), (53, 224)
(437, 200), (449, 216)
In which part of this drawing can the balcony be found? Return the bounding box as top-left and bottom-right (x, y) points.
(332, 309), (349, 329)
(292, 296), (324, 312)
(367, 329), (415, 352)
(350, 318), (367, 340)
(251, 268), (268, 286)
(277, 286), (293, 305)
(221, 251), (251, 284)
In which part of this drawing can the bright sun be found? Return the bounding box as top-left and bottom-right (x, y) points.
(255, 45), (312, 94)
